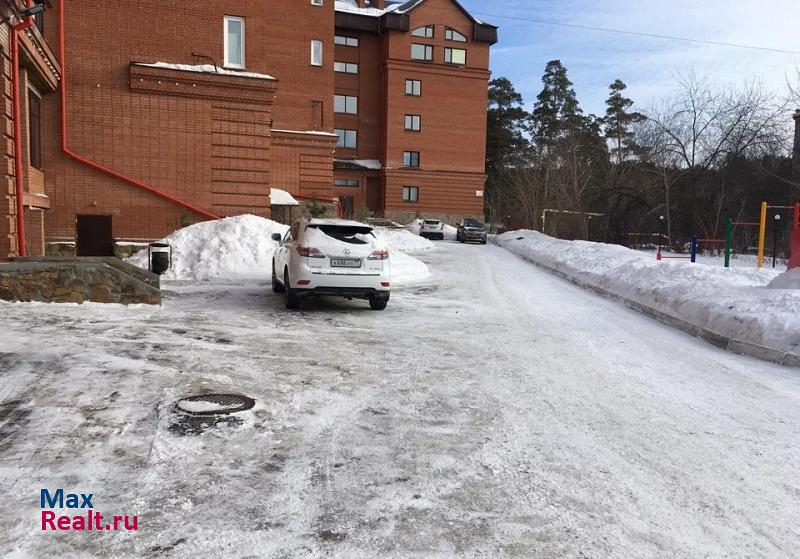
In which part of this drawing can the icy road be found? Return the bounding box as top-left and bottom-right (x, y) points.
(1, 242), (799, 558)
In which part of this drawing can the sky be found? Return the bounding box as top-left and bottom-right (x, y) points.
(458, 0), (800, 116)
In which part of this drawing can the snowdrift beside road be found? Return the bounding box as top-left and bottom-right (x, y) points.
(495, 230), (800, 359)
(376, 227), (434, 252)
(768, 268), (800, 289)
(128, 215), (429, 284)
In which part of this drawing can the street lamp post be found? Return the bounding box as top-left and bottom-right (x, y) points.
(773, 213), (781, 268)
(587, 215), (593, 241)
(658, 215), (665, 254)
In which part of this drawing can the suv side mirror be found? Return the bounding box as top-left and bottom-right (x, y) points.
(271, 233), (282, 242)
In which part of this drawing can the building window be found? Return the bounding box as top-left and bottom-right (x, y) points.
(444, 47), (466, 65)
(335, 129), (358, 149)
(403, 186), (419, 202)
(311, 0), (324, 5)
(411, 44), (433, 61)
(405, 79), (422, 96)
(404, 115), (421, 131)
(403, 151), (420, 168)
(445, 27), (467, 42)
(311, 40), (323, 66)
(335, 35), (359, 47)
(334, 95), (358, 114)
(335, 179), (359, 188)
(411, 26), (434, 38)
(334, 61), (358, 74)
(28, 88), (42, 170)
(224, 16), (245, 68)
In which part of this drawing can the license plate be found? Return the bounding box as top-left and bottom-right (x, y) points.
(330, 258), (362, 268)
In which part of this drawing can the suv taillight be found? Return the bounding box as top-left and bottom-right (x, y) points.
(368, 250), (389, 260)
(297, 246), (325, 258)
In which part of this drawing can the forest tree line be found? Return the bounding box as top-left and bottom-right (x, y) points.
(485, 60), (799, 251)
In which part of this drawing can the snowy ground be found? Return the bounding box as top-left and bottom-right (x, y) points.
(496, 231), (800, 359)
(2, 242), (800, 558)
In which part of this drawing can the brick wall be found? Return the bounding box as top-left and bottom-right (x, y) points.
(41, 0), (337, 245)
(334, 0), (491, 220)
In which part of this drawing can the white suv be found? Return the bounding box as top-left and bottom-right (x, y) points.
(271, 218), (391, 310)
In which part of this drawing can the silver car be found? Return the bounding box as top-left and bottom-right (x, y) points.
(419, 219), (444, 240)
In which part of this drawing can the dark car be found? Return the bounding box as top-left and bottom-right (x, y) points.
(456, 219), (488, 244)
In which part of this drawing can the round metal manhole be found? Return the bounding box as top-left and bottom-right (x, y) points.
(175, 394), (255, 416)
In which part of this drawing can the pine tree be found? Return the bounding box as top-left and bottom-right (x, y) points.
(603, 79), (645, 163)
(530, 60), (583, 148)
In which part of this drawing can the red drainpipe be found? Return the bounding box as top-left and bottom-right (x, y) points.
(10, 1), (33, 255)
(57, 0), (219, 222)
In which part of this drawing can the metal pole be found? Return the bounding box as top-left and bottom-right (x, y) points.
(690, 235), (698, 263)
(588, 215), (592, 241)
(724, 218), (733, 268)
(658, 215), (664, 255)
(773, 214), (781, 268)
(757, 201), (767, 268)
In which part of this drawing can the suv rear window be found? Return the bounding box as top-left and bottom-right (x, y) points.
(310, 224), (374, 245)
(424, 220), (440, 225)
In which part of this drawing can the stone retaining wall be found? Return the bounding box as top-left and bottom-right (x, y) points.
(0, 258), (160, 305)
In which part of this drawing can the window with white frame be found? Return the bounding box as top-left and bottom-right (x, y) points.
(411, 43), (433, 61)
(334, 61), (358, 74)
(405, 79), (422, 96)
(403, 151), (420, 168)
(444, 47), (466, 65)
(335, 129), (358, 149)
(335, 35), (359, 47)
(404, 114), (421, 131)
(403, 186), (419, 202)
(311, 40), (323, 66)
(224, 16), (245, 68)
(445, 27), (467, 42)
(311, 0), (324, 5)
(411, 26), (434, 38)
(334, 95), (358, 114)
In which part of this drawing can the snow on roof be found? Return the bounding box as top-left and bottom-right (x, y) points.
(334, 0), (403, 17)
(334, 158), (382, 170)
(272, 129), (339, 137)
(270, 188), (300, 206)
(132, 62), (276, 80)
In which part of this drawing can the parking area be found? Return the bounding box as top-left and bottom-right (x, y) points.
(1, 242), (799, 558)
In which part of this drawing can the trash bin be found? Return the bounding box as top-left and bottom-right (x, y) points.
(148, 243), (171, 275)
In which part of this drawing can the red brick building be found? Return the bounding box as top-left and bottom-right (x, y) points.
(333, 0), (496, 223)
(2, 0), (495, 259)
(1, 1), (60, 259)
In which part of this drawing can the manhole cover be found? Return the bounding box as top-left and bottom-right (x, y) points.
(175, 394), (255, 416)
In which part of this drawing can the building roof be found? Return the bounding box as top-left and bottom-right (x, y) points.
(334, 0), (495, 28)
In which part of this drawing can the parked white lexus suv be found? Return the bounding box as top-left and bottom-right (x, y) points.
(271, 218), (391, 310)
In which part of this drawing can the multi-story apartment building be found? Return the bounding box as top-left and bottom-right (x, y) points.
(1, 0), (495, 259)
(333, 0), (496, 222)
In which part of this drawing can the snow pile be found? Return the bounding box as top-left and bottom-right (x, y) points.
(391, 251), (430, 284)
(768, 268), (800, 289)
(376, 228), (434, 252)
(495, 230), (800, 356)
(128, 215), (430, 285)
(127, 215), (288, 282)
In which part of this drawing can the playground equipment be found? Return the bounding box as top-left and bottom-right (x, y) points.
(656, 235), (698, 263)
(724, 202), (800, 269)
